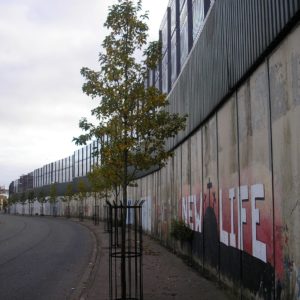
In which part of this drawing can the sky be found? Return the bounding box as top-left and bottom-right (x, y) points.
(0, 0), (169, 188)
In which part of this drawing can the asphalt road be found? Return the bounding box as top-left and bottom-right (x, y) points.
(0, 214), (93, 300)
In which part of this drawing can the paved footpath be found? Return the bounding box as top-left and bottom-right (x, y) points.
(76, 219), (234, 300)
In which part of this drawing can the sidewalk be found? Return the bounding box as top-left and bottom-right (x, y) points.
(77, 220), (233, 300)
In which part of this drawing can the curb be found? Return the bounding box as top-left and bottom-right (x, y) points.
(68, 219), (101, 300)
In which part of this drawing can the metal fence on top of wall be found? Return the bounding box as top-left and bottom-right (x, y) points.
(167, 0), (300, 150)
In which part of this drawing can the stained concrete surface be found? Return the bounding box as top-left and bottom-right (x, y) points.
(80, 220), (233, 300)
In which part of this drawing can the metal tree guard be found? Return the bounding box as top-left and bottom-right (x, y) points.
(107, 200), (144, 300)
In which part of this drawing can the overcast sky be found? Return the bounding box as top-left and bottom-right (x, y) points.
(0, 0), (169, 188)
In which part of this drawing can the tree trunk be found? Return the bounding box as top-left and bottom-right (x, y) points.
(121, 149), (128, 299)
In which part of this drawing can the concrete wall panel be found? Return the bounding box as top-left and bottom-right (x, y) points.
(158, 158), (172, 243)
(166, 157), (174, 245)
(237, 62), (274, 298)
(156, 169), (162, 239)
(181, 140), (191, 199)
(217, 95), (240, 289)
(270, 24), (300, 299)
(160, 162), (172, 243)
(174, 146), (182, 224)
(190, 129), (203, 266)
(150, 173), (156, 234)
(202, 115), (219, 275)
(145, 174), (154, 233)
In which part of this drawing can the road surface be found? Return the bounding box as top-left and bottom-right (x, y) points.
(0, 214), (93, 300)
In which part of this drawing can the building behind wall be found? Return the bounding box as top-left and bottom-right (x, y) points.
(0, 185), (8, 210)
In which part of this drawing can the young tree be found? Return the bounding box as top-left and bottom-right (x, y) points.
(77, 179), (87, 220)
(9, 193), (19, 214)
(64, 183), (73, 218)
(27, 189), (35, 216)
(15, 194), (19, 214)
(74, 0), (186, 208)
(87, 166), (113, 224)
(74, 1), (187, 297)
(49, 183), (58, 217)
(3, 198), (8, 213)
(20, 192), (26, 215)
(0, 194), (7, 211)
(37, 189), (46, 216)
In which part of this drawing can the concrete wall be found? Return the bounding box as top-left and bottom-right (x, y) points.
(129, 24), (300, 299)
(10, 23), (300, 300)
(270, 23), (300, 299)
(11, 196), (104, 219)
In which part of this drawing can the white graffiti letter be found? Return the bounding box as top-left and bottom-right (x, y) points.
(188, 195), (195, 230)
(238, 185), (248, 251)
(219, 189), (229, 245)
(194, 194), (202, 233)
(251, 184), (267, 263)
(229, 188), (236, 247)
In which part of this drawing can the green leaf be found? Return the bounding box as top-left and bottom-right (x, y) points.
(75, 0), (187, 205)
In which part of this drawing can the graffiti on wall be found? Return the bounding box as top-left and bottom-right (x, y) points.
(181, 183), (268, 264)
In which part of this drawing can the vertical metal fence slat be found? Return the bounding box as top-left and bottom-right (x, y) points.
(107, 201), (144, 300)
